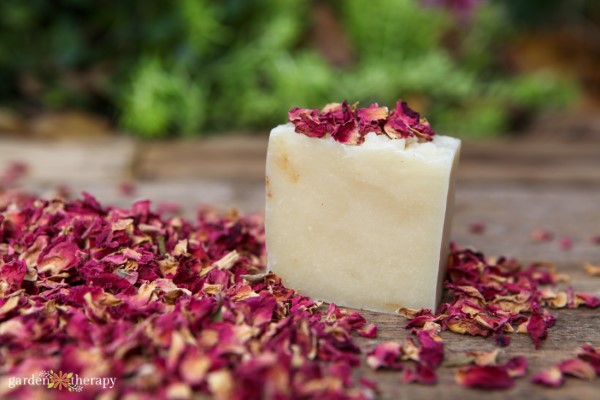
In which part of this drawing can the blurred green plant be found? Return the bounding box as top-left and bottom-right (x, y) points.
(0, 0), (578, 138)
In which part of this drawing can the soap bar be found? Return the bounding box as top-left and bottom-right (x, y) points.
(265, 102), (461, 313)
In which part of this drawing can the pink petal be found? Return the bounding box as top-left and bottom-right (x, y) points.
(455, 365), (515, 389)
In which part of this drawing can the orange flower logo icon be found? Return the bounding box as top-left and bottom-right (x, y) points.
(47, 370), (73, 391)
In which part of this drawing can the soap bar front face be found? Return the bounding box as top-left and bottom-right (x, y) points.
(265, 124), (461, 313)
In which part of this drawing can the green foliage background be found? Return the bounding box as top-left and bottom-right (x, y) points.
(0, 0), (577, 138)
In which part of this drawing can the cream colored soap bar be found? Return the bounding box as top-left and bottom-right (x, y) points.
(265, 124), (461, 313)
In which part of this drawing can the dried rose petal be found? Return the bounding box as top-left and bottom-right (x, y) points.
(118, 182), (136, 197)
(494, 333), (511, 347)
(540, 289), (568, 309)
(531, 228), (554, 242)
(332, 119), (362, 144)
(384, 100), (435, 141)
(0, 161), (28, 186)
(558, 358), (595, 380)
(573, 292), (600, 308)
(357, 323), (378, 338)
(402, 365), (437, 385)
(505, 356), (528, 378)
(559, 236), (573, 251)
(577, 345), (600, 374)
(366, 342), (403, 370)
(356, 103), (388, 135)
(455, 365), (515, 389)
(532, 345), (599, 388)
(416, 329), (444, 369)
(532, 367), (564, 387)
(526, 309), (556, 349)
(396, 307), (432, 319)
(468, 221), (486, 234)
(288, 107), (326, 138)
(465, 349), (500, 366)
(584, 262), (600, 277)
(591, 235), (600, 245)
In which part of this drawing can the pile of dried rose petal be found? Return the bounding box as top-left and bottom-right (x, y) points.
(0, 189), (375, 399)
(1, 186), (599, 398)
(367, 244), (600, 389)
(288, 100), (435, 145)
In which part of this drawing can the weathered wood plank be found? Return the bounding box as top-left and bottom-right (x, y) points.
(0, 137), (136, 183)
(135, 137), (600, 185)
(3, 133), (599, 398)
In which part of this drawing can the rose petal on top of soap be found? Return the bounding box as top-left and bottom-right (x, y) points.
(288, 99), (436, 144)
(356, 103), (388, 134)
(332, 119), (362, 144)
(288, 107), (326, 138)
(385, 100), (435, 141)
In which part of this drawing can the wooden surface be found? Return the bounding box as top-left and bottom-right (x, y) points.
(1, 131), (599, 399)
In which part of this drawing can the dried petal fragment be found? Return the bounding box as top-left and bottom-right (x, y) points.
(455, 365), (515, 389)
(577, 345), (600, 374)
(494, 333), (511, 347)
(584, 262), (600, 276)
(558, 358), (595, 380)
(465, 349), (500, 366)
(526, 310), (555, 349)
(532, 367), (564, 387)
(332, 119), (361, 144)
(396, 307), (432, 319)
(559, 236), (573, 251)
(573, 292), (600, 308)
(505, 356), (528, 378)
(366, 342), (402, 370)
(402, 365), (437, 385)
(468, 221), (486, 234)
(357, 323), (378, 338)
(540, 289), (568, 309)
(416, 329), (444, 369)
(531, 228), (554, 242)
(356, 103), (388, 134)
(288, 107), (326, 138)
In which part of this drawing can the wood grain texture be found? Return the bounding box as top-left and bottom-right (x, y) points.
(135, 136), (600, 186)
